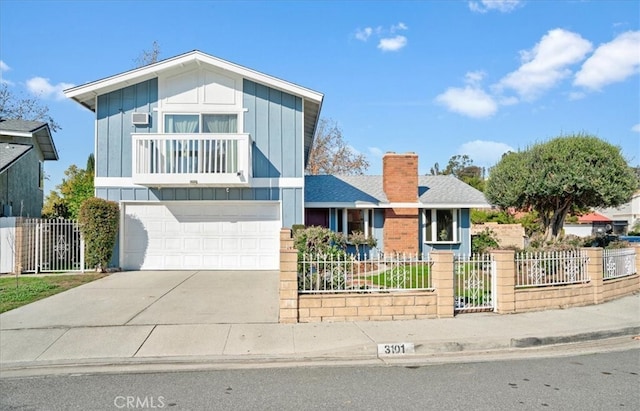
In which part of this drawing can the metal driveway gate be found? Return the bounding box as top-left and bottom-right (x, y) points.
(454, 254), (495, 313)
(21, 218), (85, 273)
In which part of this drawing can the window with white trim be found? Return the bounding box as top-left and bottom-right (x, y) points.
(161, 113), (239, 173)
(423, 209), (459, 243)
(337, 209), (374, 237)
(164, 113), (238, 133)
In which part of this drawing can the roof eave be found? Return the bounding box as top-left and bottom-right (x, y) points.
(64, 50), (324, 112)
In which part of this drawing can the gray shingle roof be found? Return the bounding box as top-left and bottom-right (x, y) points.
(0, 119), (47, 133)
(305, 174), (490, 207)
(0, 119), (58, 161)
(418, 175), (488, 205)
(0, 143), (33, 173)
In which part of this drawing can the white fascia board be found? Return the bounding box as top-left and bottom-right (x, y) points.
(418, 203), (493, 209)
(0, 130), (33, 138)
(96, 177), (305, 189)
(304, 202), (381, 208)
(249, 178), (304, 188)
(64, 51), (323, 109)
(95, 177), (145, 188)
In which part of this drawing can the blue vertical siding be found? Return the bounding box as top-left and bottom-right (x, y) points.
(95, 78), (158, 178)
(243, 79), (303, 179)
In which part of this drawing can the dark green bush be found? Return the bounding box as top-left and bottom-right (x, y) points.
(471, 228), (500, 254)
(78, 197), (119, 272)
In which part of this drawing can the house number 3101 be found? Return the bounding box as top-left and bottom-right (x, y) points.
(377, 343), (415, 356)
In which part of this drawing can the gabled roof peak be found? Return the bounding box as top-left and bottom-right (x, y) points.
(64, 49), (323, 112)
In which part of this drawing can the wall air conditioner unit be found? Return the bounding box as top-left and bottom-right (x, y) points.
(132, 112), (150, 126)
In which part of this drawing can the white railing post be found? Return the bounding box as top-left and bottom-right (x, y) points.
(35, 219), (41, 274)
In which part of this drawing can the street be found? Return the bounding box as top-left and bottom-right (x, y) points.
(1, 348), (638, 410)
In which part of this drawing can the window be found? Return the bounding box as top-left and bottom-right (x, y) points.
(423, 209), (459, 243)
(161, 113), (239, 173)
(337, 209), (374, 237)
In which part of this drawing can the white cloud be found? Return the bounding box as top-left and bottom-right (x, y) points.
(435, 86), (498, 118)
(378, 35), (407, 52)
(469, 0), (522, 13)
(355, 22), (408, 52)
(391, 22), (408, 32)
(568, 91), (586, 101)
(632, 124), (640, 133)
(355, 27), (373, 42)
(574, 31), (640, 90)
(0, 60), (13, 85)
(497, 29), (592, 100)
(464, 70), (486, 86)
(26, 77), (75, 100)
(435, 71), (497, 118)
(457, 140), (515, 167)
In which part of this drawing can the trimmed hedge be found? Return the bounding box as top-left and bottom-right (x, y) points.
(78, 197), (119, 272)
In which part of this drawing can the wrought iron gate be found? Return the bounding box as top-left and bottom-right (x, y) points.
(454, 254), (495, 313)
(21, 218), (86, 273)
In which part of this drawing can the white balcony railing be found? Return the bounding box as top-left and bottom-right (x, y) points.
(132, 133), (251, 186)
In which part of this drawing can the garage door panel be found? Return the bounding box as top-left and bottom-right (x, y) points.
(184, 238), (203, 250)
(123, 202), (280, 270)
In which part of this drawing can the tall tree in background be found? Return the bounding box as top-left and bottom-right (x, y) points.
(485, 134), (636, 241)
(134, 41), (161, 67)
(306, 118), (369, 175)
(0, 84), (61, 132)
(430, 154), (485, 191)
(42, 154), (95, 219)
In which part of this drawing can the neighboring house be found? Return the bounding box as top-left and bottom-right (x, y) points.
(597, 191), (640, 234)
(564, 212), (613, 237)
(0, 119), (58, 217)
(64, 50), (323, 270)
(305, 153), (490, 256)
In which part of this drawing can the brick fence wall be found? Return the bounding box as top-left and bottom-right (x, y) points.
(279, 229), (640, 323)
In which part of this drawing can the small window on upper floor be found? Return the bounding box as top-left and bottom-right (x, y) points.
(164, 114), (238, 133)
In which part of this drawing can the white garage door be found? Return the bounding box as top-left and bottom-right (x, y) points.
(122, 201), (281, 270)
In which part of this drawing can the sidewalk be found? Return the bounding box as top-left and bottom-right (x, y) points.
(1, 271), (638, 377)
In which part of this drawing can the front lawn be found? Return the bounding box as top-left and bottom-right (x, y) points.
(368, 263), (432, 289)
(0, 274), (107, 313)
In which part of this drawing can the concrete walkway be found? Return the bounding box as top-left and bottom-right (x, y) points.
(1, 271), (638, 377)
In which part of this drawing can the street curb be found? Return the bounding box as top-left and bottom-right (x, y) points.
(510, 326), (640, 348)
(2, 329), (638, 378)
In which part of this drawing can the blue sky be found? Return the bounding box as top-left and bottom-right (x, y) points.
(1, 0), (639, 195)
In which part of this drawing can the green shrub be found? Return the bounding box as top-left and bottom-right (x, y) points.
(471, 228), (500, 253)
(78, 197), (119, 272)
(294, 226), (349, 291)
(471, 209), (515, 224)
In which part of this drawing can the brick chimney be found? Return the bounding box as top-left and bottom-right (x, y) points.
(382, 152), (419, 255)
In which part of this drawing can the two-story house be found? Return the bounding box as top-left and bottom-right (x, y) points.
(0, 119), (58, 217)
(65, 50), (323, 270)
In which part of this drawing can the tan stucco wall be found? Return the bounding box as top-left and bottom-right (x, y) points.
(472, 223), (525, 249)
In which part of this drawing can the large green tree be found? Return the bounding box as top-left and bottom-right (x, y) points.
(485, 134), (636, 240)
(430, 154), (485, 191)
(42, 154), (95, 219)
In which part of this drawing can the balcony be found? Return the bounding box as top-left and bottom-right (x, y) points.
(132, 133), (251, 187)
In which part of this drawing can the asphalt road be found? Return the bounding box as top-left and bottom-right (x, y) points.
(1, 348), (638, 410)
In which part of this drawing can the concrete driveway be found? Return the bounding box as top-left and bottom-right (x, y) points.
(0, 270), (280, 330)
